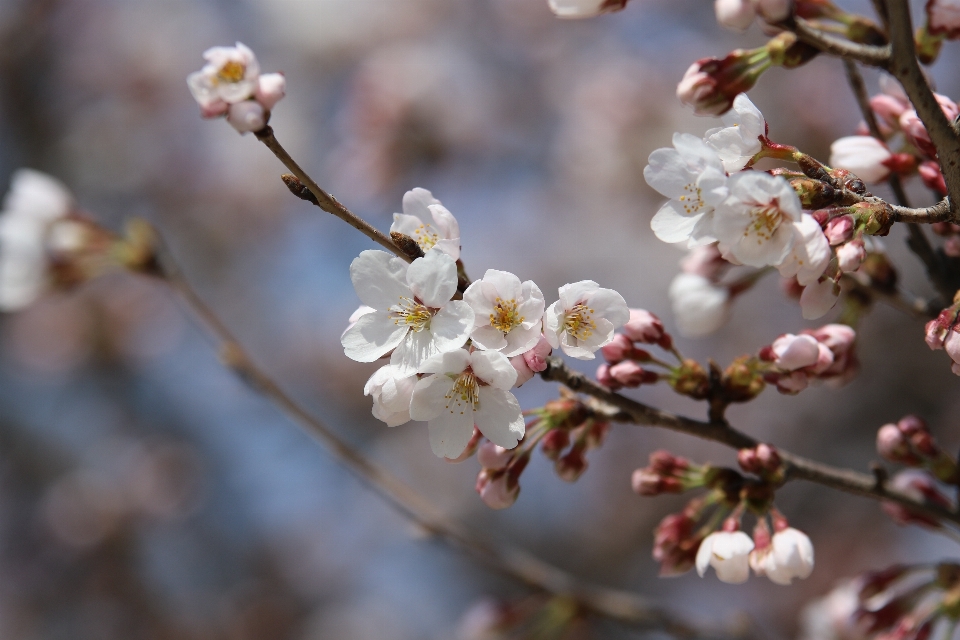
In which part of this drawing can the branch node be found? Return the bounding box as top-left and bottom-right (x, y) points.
(870, 461), (889, 491)
(281, 173), (319, 205)
(390, 232), (426, 260)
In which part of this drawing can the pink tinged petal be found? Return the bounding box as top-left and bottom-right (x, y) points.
(475, 387), (524, 449)
(391, 329), (441, 374)
(430, 300), (474, 352)
(407, 250), (458, 308)
(511, 356), (535, 387)
(402, 187), (441, 222)
(501, 323), (542, 357)
(409, 374), (454, 421)
(341, 313), (408, 362)
(944, 331), (960, 364)
(428, 408), (477, 459)
(470, 350), (518, 390)
(226, 101), (266, 134)
(543, 301), (564, 348)
(558, 280), (599, 309)
(772, 334), (820, 370)
(652, 203), (704, 244)
(187, 71), (221, 109)
(350, 250), (411, 310)
(470, 325), (509, 352)
(255, 73), (286, 110)
(829, 136), (892, 184)
(800, 279), (839, 320)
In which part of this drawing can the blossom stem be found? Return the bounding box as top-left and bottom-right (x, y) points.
(253, 126), (412, 261)
(790, 17), (891, 65)
(151, 229), (712, 635)
(540, 358), (960, 527)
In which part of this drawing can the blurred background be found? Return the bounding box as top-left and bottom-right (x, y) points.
(0, 0), (958, 638)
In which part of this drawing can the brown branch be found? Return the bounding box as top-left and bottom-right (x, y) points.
(540, 358), (960, 526)
(892, 198), (953, 224)
(152, 232), (731, 638)
(253, 126), (411, 261)
(884, 0), (960, 223)
(792, 17), (891, 65)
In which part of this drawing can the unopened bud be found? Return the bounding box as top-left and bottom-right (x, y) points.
(609, 361), (658, 387)
(601, 334), (634, 364)
(540, 429), (570, 461)
(824, 215), (854, 245)
(476, 470), (519, 510)
(877, 424), (916, 464)
(555, 446), (588, 482)
(477, 441), (512, 470)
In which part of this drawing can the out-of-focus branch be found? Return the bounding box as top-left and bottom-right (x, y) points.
(152, 232), (735, 639)
(884, 0), (960, 223)
(792, 17), (891, 65)
(253, 126), (412, 261)
(540, 358), (960, 526)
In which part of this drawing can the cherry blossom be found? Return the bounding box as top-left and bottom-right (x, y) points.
(390, 188), (460, 259)
(771, 334), (832, 372)
(463, 269), (544, 357)
(187, 43), (261, 117)
(543, 280), (629, 359)
(0, 169), (74, 311)
(669, 273), (730, 337)
(927, 0), (960, 39)
(363, 365), (417, 427)
(704, 94), (766, 172)
(341, 249), (473, 374)
(714, 172), (802, 268)
(547, 0), (629, 19)
(409, 349), (524, 458)
(829, 136), (893, 184)
(777, 214), (831, 286)
(644, 134), (728, 247)
(752, 527), (815, 585)
(696, 530), (755, 584)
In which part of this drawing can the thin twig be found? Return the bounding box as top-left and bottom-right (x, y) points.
(254, 126), (410, 261)
(884, 0), (960, 223)
(842, 273), (937, 320)
(152, 232), (732, 638)
(892, 198), (953, 224)
(792, 17), (891, 66)
(540, 358), (960, 526)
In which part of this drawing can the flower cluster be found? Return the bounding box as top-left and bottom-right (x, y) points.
(343, 190), (628, 458)
(925, 302), (960, 376)
(474, 396), (609, 509)
(187, 43), (286, 134)
(830, 77), (958, 195)
(758, 324), (859, 393)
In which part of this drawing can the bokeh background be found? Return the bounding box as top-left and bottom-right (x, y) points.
(0, 0), (958, 638)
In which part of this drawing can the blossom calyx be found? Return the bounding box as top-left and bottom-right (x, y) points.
(738, 443), (783, 480)
(669, 359), (711, 400)
(722, 356), (766, 402)
(677, 49), (771, 116)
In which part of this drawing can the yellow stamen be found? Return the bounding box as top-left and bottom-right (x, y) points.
(489, 297), (524, 333)
(678, 183), (705, 215)
(390, 297), (432, 331)
(413, 223), (440, 250)
(743, 203), (784, 244)
(217, 60), (246, 83)
(564, 302), (597, 341)
(445, 372), (480, 415)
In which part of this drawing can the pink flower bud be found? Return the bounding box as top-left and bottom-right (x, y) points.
(877, 424), (915, 463)
(715, 0), (757, 30)
(540, 429), (570, 461)
(477, 441), (512, 470)
(622, 309), (667, 344)
(226, 101), (266, 134)
(808, 324), (856, 355)
(521, 336), (552, 373)
(677, 49), (769, 116)
(919, 161), (947, 194)
(837, 240), (866, 273)
(555, 446), (588, 482)
(681, 244), (728, 280)
(824, 215), (854, 245)
(755, 443), (781, 470)
(775, 370), (809, 394)
(510, 355), (535, 388)
(653, 512), (701, 577)
(771, 334), (821, 371)
(609, 361), (656, 387)
(944, 236), (960, 258)
(601, 333), (634, 364)
(475, 470), (519, 510)
(928, 0), (960, 37)
(738, 448), (760, 474)
(882, 470), (952, 528)
(200, 99), (229, 119)
(900, 110), (935, 157)
(897, 415), (927, 436)
(650, 450), (689, 474)
(870, 94), (908, 132)
(595, 363), (621, 389)
(829, 136), (892, 184)
(757, 0), (790, 22)
(632, 468), (665, 495)
(255, 72), (286, 111)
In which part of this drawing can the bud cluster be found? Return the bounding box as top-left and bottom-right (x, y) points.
(596, 308), (672, 390)
(474, 397), (609, 509)
(881, 470), (954, 529)
(758, 324), (859, 393)
(877, 416), (960, 485)
(631, 450), (702, 496)
(737, 443), (784, 483)
(924, 302), (960, 376)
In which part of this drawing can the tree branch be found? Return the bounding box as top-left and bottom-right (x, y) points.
(152, 232), (734, 638)
(884, 0), (960, 223)
(540, 358), (960, 526)
(792, 17), (891, 66)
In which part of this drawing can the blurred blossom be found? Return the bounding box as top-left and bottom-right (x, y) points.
(5, 294), (94, 375)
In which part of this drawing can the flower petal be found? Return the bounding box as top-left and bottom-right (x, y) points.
(391, 328), (440, 374)
(471, 350), (518, 389)
(407, 250), (457, 308)
(475, 387), (524, 449)
(430, 300), (473, 352)
(428, 407), (477, 458)
(409, 374), (453, 421)
(341, 313), (407, 362)
(350, 250), (411, 310)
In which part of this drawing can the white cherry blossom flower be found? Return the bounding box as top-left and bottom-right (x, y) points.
(669, 273), (730, 337)
(0, 169), (73, 311)
(829, 136), (892, 184)
(777, 214), (831, 286)
(463, 269), (544, 357)
(341, 249), (473, 374)
(644, 133), (729, 247)
(704, 94), (766, 172)
(643, 133), (727, 247)
(390, 188), (460, 260)
(548, 0), (628, 18)
(752, 528), (815, 585)
(714, 172), (802, 268)
(409, 349), (524, 458)
(187, 42), (260, 116)
(544, 280), (629, 359)
(364, 364), (417, 427)
(696, 530), (755, 584)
